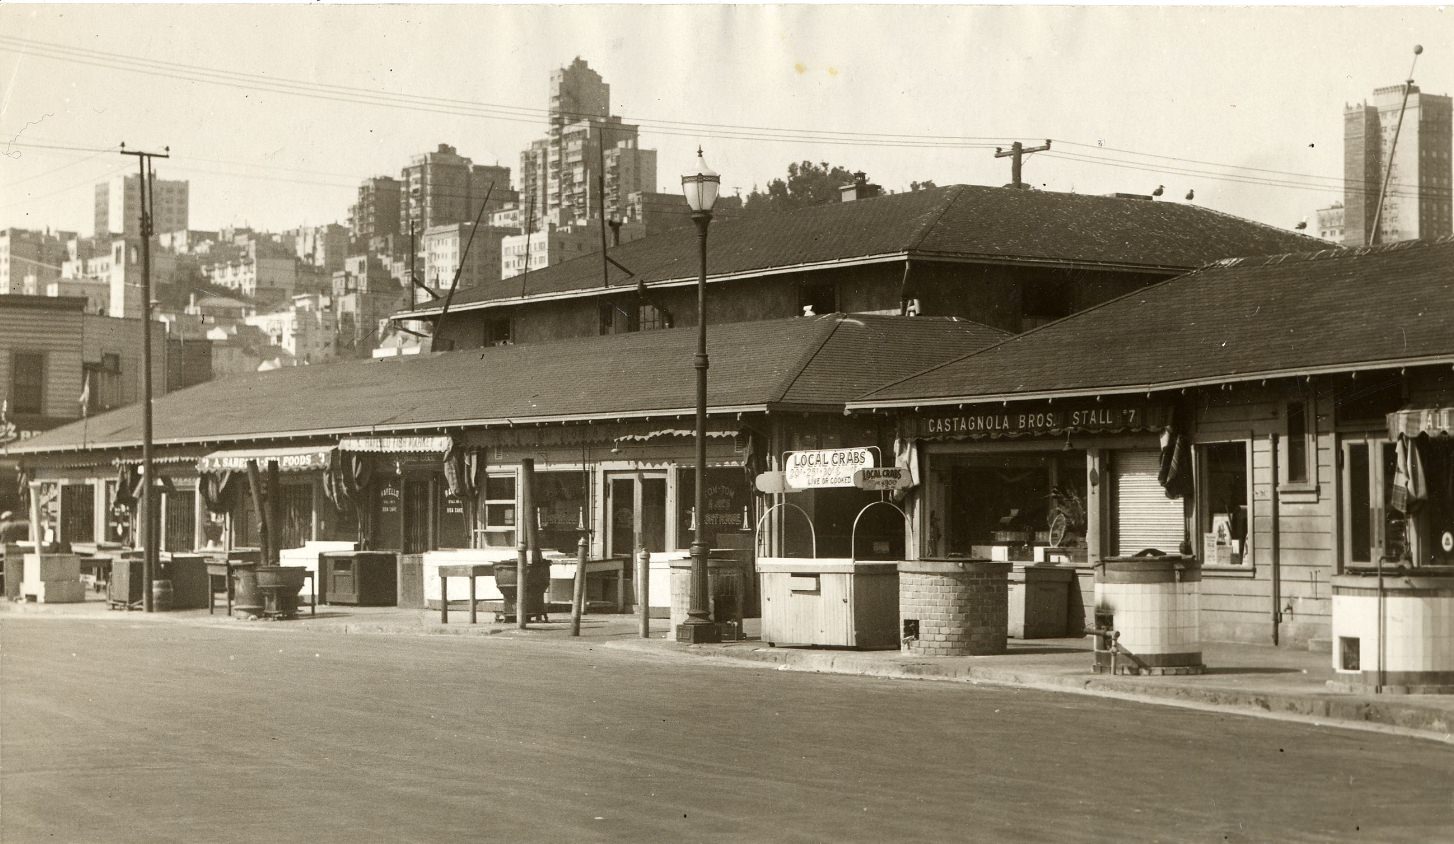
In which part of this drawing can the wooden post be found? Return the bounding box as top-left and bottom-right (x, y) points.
(245, 460), (270, 569)
(570, 534), (587, 636)
(266, 460), (281, 565)
(634, 471), (648, 637)
(518, 458), (534, 630)
(28, 481), (43, 548)
(637, 546), (650, 639)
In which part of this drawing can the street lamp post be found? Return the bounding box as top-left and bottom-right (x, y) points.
(678, 148), (722, 645)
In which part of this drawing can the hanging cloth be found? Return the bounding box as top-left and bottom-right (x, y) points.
(892, 435), (921, 503)
(1158, 426), (1193, 500)
(113, 465), (142, 510)
(1390, 433), (1428, 514)
(462, 447), (484, 501)
(200, 470), (237, 514)
(443, 436), (467, 498)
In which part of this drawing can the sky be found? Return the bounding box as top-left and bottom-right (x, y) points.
(1, 5), (1450, 237)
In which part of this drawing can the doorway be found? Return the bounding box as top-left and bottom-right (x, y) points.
(607, 472), (667, 559)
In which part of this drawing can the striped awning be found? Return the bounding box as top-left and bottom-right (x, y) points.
(1388, 408), (1454, 440)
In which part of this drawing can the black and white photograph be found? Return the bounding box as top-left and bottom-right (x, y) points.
(2, 4), (1452, 841)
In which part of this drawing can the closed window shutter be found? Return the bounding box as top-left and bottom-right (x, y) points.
(1111, 449), (1185, 556)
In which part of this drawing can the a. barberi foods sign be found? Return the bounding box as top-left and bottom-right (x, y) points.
(905, 403), (1171, 439)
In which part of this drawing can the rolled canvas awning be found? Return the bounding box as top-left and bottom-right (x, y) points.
(338, 435), (452, 454)
(1388, 408), (1454, 440)
(197, 445), (334, 474)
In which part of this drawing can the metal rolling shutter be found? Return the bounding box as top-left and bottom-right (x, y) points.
(1111, 450), (1185, 556)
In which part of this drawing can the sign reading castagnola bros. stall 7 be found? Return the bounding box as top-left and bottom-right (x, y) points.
(901, 402), (1172, 439)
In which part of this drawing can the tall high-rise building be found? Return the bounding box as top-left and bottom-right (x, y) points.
(1343, 82), (1453, 246)
(519, 58), (659, 228)
(399, 144), (511, 235)
(93, 174), (189, 238)
(350, 176), (402, 245)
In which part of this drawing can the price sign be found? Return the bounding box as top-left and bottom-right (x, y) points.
(853, 467), (911, 491)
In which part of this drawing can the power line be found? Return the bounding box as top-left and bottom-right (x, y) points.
(0, 35), (1012, 150)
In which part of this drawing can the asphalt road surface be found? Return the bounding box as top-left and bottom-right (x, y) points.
(2, 618), (1451, 843)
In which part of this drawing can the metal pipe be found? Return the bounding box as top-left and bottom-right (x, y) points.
(518, 457), (534, 630)
(1269, 432), (1281, 646)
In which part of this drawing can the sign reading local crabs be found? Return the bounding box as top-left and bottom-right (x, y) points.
(783, 447), (875, 489)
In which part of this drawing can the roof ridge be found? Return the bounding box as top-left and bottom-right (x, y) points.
(905, 185), (967, 252)
(1208, 235), (1453, 271)
(768, 314), (851, 404)
(856, 269), (1203, 402)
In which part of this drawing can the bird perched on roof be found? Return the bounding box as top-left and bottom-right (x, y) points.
(1185, 189), (1195, 201)
(1295, 218), (1308, 230)
(1152, 185), (1164, 198)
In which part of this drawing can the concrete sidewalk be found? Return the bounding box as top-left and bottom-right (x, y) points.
(6, 592), (1453, 743)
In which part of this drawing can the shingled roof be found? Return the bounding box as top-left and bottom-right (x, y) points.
(9, 314), (1009, 455)
(852, 237), (1454, 409)
(406, 184), (1323, 317)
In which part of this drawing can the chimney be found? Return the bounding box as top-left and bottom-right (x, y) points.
(839, 172), (882, 203)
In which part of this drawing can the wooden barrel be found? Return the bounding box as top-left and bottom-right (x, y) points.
(151, 579), (174, 612)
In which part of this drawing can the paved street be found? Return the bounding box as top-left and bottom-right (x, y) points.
(3, 618), (1451, 843)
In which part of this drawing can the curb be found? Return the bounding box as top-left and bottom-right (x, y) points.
(606, 640), (1454, 743)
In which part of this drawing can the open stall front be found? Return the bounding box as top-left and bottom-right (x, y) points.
(900, 399), (1187, 635)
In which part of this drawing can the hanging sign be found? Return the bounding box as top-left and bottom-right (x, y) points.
(755, 470), (797, 494)
(784, 448), (875, 489)
(853, 466), (912, 491)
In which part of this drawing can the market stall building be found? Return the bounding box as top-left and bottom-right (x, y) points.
(851, 237), (1454, 667)
(8, 313), (1007, 618)
(400, 184), (1322, 351)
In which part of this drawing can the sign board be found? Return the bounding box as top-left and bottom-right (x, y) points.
(905, 403), (1172, 440)
(784, 448), (875, 489)
(853, 466), (912, 491)
(754, 470), (797, 495)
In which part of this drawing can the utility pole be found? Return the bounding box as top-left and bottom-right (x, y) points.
(1370, 45), (1423, 246)
(995, 140), (1051, 189)
(120, 142), (168, 612)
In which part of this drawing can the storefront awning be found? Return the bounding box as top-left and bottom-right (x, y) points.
(1388, 408), (1454, 440)
(197, 445), (334, 474)
(338, 435), (452, 454)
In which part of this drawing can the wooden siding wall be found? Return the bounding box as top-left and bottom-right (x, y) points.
(0, 306), (85, 422)
(1195, 384), (1336, 646)
(430, 260), (1169, 352)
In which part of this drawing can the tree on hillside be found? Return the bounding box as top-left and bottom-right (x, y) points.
(741, 161), (868, 216)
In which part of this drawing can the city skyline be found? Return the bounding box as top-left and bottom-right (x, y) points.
(1, 5), (1450, 236)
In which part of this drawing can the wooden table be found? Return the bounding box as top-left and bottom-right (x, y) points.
(437, 563), (493, 624)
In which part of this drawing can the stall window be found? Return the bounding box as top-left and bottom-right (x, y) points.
(61, 483), (95, 544)
(1341, 438), (1403, 566)
(278, 483), (314, 550)
(372, 475), (402, 550)
(676, 467), (750, 550)
(1110, 449), (1185, 556)
(317, 488), (360, 543)
(1197, 442), (1249, 566)
(436, 483), (470, 549)
(164, 489), (196, 552)
(479, 472), (517, 548)
(930, 450), (1087, 562)
(105, 480), (132, 545)
(535, 471), (588, 553)
(1281, 397), (1316, 491)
